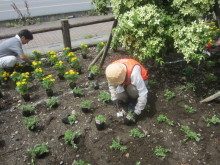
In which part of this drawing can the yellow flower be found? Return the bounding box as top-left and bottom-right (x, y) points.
(68, 52), (75, 56)
(50, 79), (55, 81)
(16, 82), (21, 86)
(71, 57), (77, 62)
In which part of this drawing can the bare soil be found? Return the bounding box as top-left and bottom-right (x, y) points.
(0, 47), (220, 165)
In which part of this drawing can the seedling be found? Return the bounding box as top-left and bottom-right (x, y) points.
(68, 114), (77, 125)
(125, 111), (136, 122)
(206, 60), (215, 68)
(89, 65), (100, 75)
(98, 91), (111, 103)
(96, 42), (105, 52)
(157, 114), (174, 126)
(180, 83), (196, 92)
(78, 100), (93, 109)
(72, 87), (84, 96)
(19, 104), (35, 111)
(164, 90), (175, 101)
(46, 97), (59, 109)
(204, 73), (217, 83)
(184, 105), (196, 113)
(63, 130), (81, 149)
(27, 142), (49, 158)
(19, 104), (35, 116)
(129, 128), (145, 138)
(110, 136), (127, 152)
(203, 115), (220, 127)
(180, 126), (201, 142)
(72, 160), (91, 165)
(95, 115), (106, 123)
(154, 145), (171, 159)
(148, 80), (159, 88)
(23, 116), (39, 131)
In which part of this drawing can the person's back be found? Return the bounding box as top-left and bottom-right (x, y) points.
(0, 36), (22, 58)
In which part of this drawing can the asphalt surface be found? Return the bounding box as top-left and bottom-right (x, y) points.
(0, 13), (113, 55)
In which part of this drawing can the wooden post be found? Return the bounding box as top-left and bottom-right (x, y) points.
(100, 19), (118, 68)
(61, 19), (71, 49)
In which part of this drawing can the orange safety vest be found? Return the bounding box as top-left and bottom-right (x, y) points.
(112, 58), (149, 85)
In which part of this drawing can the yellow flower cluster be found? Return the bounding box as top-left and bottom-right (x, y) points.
(42, 75), (55, 82)
(50, 54), (57, 58)
(68, 52), (75, 57)
(32, 61), (42, 66)
(1, 71), (9, 77)
(70, 57), (78, 62)
(33, 50), (42, 55)
(0, 71), (9, 80)
(10, 71), (17, 76)
(35, 68), (43, 73)
(21, 72), (30, 78)
(63, 47), (70, 50)
(65, 69), (79, 75)
(80, 43), (88, 48)
(47, 51), (56, 55)
(55, 61), (63, 66)
(16, 79), (27, 86)
(100, 42), (105, 45)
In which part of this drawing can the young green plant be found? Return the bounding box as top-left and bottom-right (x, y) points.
(46, 97), (59, 109)
(110, 136), (127, 152)
(129, 128), (145, 138)
(98, 91), (111, 103)
(154, 145), (171, 159)
(63, 130), (81, 149)
(184, 105), (196, 113)
(157, 114), (174, 126)
(89, 65), (100, 75)
(95, 115), (106, 123)
(180, 125), (201, 142)
(78, 100), (93, 109)
(203, 115), (220, 127)
(164, 90), (175, 101)
(180, 83), (196, 92)
(27, 142), (49, 158)
(23, 116), (39, 131)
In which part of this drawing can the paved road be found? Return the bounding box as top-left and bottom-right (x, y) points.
(0, 14), (113, 54)
(0, 0), (93, 21)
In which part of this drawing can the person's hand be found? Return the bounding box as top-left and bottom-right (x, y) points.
(112, 99), (119, 108)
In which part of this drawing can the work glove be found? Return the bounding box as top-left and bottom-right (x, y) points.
(112, 99), (120, 108)
(124, 111), (138, 125)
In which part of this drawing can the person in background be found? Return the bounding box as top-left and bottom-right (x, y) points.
(105, 58), (149, 124)
(0, 29), (33, 72)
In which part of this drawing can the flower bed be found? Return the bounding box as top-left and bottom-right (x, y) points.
(0, 47), (219, 165)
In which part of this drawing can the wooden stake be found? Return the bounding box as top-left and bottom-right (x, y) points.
(200, 91), (220, 103)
